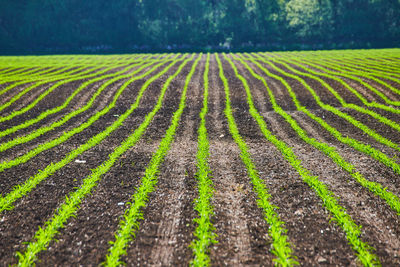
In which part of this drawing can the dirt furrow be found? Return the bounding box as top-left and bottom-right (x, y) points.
(228, 60), (356, 265)
(207, 57), (273, 266)
(0, 64), (169, 194)
(124, 58), (202, 266)
(31, 61), (193, 266)
(0, 82), (36, 106)
(236, 59), (400, 265)
(0, 63), (183, 265)
(0, 78), (127, 153)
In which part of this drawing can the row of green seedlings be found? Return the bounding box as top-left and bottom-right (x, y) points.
(278, 50), (400, 96)
(288, 48), (400, 68)
(0, 65), (86, 83)
(0, 56), (157, 139)
(321, 55), (400, 78)
(0, 56), (178, 172)
(0, 64), (92, 95)
(0, 56), (144, 99)
(0, 54), (187, 212)
(189, 53), (217, 266)
(0, 55), (158, 139)
(221, 54), (380, 266)
(274, 54), (400, 115)
(0, 56), (148, 122)
(286, 51), (400, 86)
(0, 55), (167, 152)
(309, 50), (400, 75)
(15, 54), (200, 267)
(264, 55), (400, 132)
(0, 64), (78, 80)
(321, 56), (400, 92)
(292, 54), (400, 99)
(0, 55), (150, 109)
(0, 54), (142, 68)
(0, 54), (142, 82)
(0, 63), (102, 109)
(232, 54), (400, 232)
(0, 56), (103, 81)
(216, 54), (298, 266)
(104, 54), (201, 266)
(248, 54), (400, 164)
(240, 54), (400, 179)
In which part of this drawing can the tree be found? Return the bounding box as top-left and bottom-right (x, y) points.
(285, 0), (333, 41)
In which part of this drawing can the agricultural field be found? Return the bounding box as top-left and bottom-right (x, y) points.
(0, 49), (400, 266)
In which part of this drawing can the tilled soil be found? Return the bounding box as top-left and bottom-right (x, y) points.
(1, 52), (400, 266)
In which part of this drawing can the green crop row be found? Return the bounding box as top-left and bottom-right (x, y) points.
(1, 65), (87, 83)
(15, 54), (197, 267)
(286, 51), (400, 86)
(327, 57), (400, 76)
(265, 55), (400, 131)
(250, 54), (400, 154)
(0, 56), (147, 121)
(319, 54), (400, 75)
(240, 54), (400, 176)
(0, 65), (93, 96)
(225, 54), (379, 266)
(0, 54), (185, 213)
(0, 64), (99, 104)
(0, 56), (165, 152)
(294, 55), (400, 97)
(233, 55), (400, 222)
(104, 54), (201, 267)
(0, 56), (154, 139)
(273, 55), (400, 115)
(190, 53), (217, 267)
(217, 54), (298, 266)
(0, 55), (144, 83)
(0, 55), (142, 97)
(0, 57), (173, 172)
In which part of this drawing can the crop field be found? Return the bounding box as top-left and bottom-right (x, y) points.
(1, 49), (400, 266)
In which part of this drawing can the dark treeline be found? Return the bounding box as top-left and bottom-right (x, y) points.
(0, 0), (399, 54)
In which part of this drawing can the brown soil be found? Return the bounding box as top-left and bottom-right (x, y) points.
(1, 53), (400, 266)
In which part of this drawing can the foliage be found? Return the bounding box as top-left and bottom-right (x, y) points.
(0, 0), (399, 53)
(104, 54), (201, 266)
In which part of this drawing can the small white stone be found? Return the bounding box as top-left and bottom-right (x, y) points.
(75, 159), (86, 163)
(117, 202), (124, 206)
(219, 134), (224, 138)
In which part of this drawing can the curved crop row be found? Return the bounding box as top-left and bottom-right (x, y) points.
(328, 56), (400, 75)
(217, 54), (298, 266)
(0, 57), (173, 171)
(0, 56), (146, 120)
(295, 56), (400, 97)
(0, 57), (155, 139)
(264, 55), (400, 131)
(0, 56), (166, 151)
(326, 55), (400, 75)
(1, 65), (87, 83)
(0, 54), (186, 213)
(274, 55), (400, 115)
(0, 65), (96, 98)
(223, 54), (379, 266)
(15, 54), (197, 267)
(240, 54), (400, 176)
(104, 54), (201, 267)
(250, 54), (400, 154)
(0, 55), (136, 97)
(232, 55), (400, 220)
